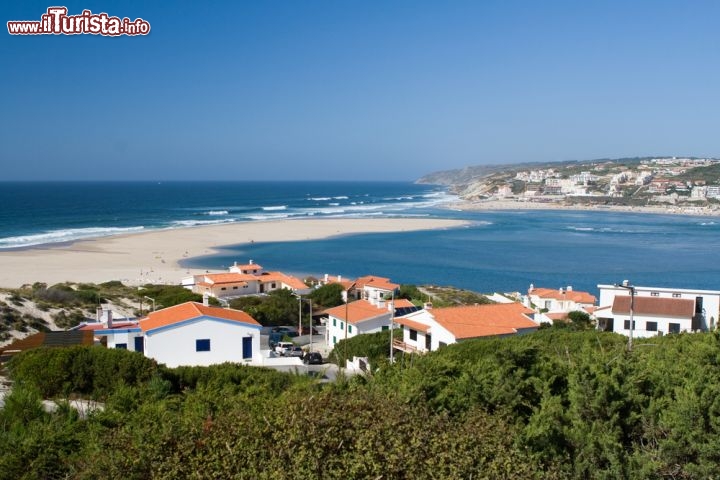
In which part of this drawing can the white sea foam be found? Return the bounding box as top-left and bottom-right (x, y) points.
(262, 205), (287, 211)
(308, 197), (331, 201)
(567, 226), (595, 232)
(171, 219), (236, 227)
(0, 226), (146, 249)
(246, 213), (291, 221)
(329, 202), (340, 206)
(700, 221), (717, 226)
(205, 210), (229, 216)
(333, 196), (349, 200)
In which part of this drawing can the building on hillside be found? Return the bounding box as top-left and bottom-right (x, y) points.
(393, 302), (539, 354)
(595, 284), (720, 338)
(139, 301), (262, 367)
(525, 285), (596, 320)
(324, 298), (420, 348)
(91, 301), (262, 367)
(321, 273), (400, 303)
(187, 260), (311, 300)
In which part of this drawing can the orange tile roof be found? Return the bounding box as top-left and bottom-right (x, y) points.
(324, 300), (390, 325)
(139, 302), (260, 332)
(612, 296), (694, 318)
(202, 273), (257, 285)
(531, 288), (596, 304)
(392, 299), (416, 309)
(234, 263), (263, 270)
(355, 275), (400, 291)
(79, 322), (138, 331)
(260, 272), (308, 290)
(431, 303), (538, 340)
(394, 317), (431, 333)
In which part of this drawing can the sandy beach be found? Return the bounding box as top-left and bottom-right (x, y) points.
(0, 218), (466, 289)
(448, 199), (720, 216)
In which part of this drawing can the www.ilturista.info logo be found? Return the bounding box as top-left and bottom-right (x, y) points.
(7, 7), (150, 36)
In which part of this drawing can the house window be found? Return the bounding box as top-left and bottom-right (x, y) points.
(409, 329), (417, 341)
(233, 286), (238, 290)
(271, 283), (276, 288)
(651, 291), (659, 297)
(243, 285), (248, 288)
(348, 325), (353, 334)
(646, 321), (658, 332)
(332, 336), (337, 345)
(382, 325), (389, 331)
(623, 320), (636, 330)
(438, 341), (447, 349)
(672, 293), (681, 298)
(340, 322), (344, 330)
(544, 301), (552, 309)
(196, 339), (211, 351)
(668, 323), (681, 334)
(221, 287), (227, 291)
(115, 343), (127, 349)
(333, 318), (336, 327)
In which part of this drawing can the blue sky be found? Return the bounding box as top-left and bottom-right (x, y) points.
(2, 1), (719, 181)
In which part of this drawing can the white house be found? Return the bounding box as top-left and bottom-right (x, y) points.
(188, 260), (311, 300)
(132, 301), (262, 367)
(324, 299), (394, 348)
(596, 284), (720, 338)
(393, 302), (539, 353)
(525, 285), (596, 321)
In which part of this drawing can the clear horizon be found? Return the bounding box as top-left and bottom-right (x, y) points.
(2, 1), (720, 181)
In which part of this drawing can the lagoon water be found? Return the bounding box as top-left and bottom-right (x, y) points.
(2, 181), (719, 296)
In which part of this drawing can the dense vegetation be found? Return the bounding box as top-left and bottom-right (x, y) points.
(228, 288), (300, 326)
(4, 329), (720, 478)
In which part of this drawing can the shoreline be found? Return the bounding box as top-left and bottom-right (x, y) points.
(0, 217), (467, 289)
(448, 199), (720, 217)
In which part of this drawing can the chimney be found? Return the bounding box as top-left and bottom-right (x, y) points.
(567, 285), (573, 292)
(96, 306), (103, 323)
(338, 275), (342, 282)
(203, 293), (210, 307)
(233, 261), (237, 267)
(528, 283), (534, 294)
(249, 259), (254, 264)
(324, 273), (329, 282)
(106, 309), (113, 328)
(424, 302), (433, 310)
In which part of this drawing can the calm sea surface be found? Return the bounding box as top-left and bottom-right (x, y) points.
(2, 182), (719, 296)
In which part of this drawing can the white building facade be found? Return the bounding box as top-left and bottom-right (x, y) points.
(596, 284), (720, 338)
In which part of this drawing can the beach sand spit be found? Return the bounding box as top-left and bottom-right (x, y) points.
(0, 218), (466, 289)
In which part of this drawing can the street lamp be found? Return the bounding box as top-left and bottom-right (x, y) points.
(389, 290), (395, 363)
(616, 280), (635, 351)
(144, 296), (156, 312)
(343, 282), (357, 367)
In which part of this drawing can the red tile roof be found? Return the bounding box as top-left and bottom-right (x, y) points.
(611, 296), (694, 318)
(531, 287), (596, 305)
(324, 300), (390, 324)
(79, 322), (138, 331)
(431, 303), (538, 340)
(234, 263), (263, 271)
(139, 302), (260, 332)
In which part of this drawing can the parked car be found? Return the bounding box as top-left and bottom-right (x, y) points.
(272, 326), (299, 337)
(274, 342), (295, 356)
(286, 346), (305, 357)
(303, 352), (323, 365)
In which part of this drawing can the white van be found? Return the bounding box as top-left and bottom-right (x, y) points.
(274, 342), (295, 356)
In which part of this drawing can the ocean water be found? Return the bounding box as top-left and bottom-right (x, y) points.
(0, 181), (453, 248)
(1, 181), (719, 296)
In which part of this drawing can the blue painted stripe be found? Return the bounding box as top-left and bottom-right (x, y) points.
(93, 328), (142, 335)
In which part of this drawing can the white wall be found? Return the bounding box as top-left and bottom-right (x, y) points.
(326, 312), (392, 348)
(611, 313), (692, 338)
(144, 317), (261, 368)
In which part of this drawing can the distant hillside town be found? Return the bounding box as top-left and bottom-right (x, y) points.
(419, 156), (720, 210)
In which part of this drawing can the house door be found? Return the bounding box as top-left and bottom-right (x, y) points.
(425, 334), (432, 351)
(242, 336), (253, 359)
(134, 336), (144, 354)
